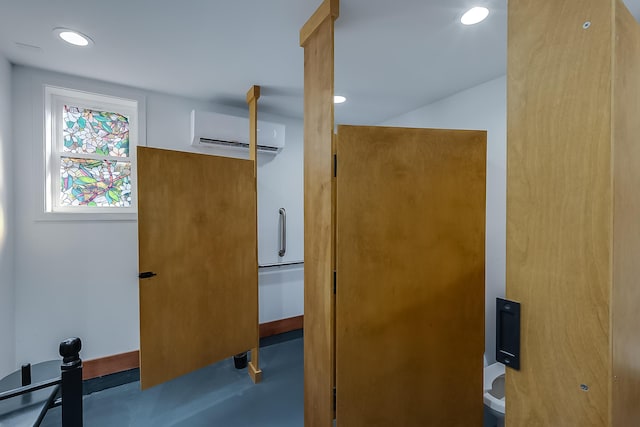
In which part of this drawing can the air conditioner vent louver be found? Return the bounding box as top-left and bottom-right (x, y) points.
(191, 110), (285, 154)
(198, 138), (280, 153)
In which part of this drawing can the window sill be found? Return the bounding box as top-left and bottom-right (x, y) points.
(35, 211), (137, 222)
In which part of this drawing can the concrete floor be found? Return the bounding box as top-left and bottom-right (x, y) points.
(42, 335), (303, 427)
(31, 332), (501, 426)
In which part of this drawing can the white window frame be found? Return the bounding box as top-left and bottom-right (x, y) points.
(44, 86), (140, 215)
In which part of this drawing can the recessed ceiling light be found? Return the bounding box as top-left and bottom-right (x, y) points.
(461, 7), (489, 25)
(334, 95), (347, 104)
(53, 28), (93, 47)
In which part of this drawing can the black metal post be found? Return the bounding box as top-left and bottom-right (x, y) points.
(60, 337), (83, 427)
(21, 363), (32, 404)
(21, 364), (31, 386)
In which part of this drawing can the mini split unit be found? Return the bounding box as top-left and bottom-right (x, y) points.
(190, 110), (286, 154)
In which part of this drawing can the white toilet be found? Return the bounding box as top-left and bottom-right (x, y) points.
(484, 357), (505, 427)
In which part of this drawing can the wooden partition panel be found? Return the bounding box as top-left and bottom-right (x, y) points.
(335, 126), (486, 427)
(137, 147), (258, 390)
(300, 1), (338, 425)
(507, 0), (640, 425)
(612, 3), (640, 425)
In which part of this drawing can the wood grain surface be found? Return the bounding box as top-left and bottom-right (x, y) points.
(507, 0), (613, 424)
(301, 4), (337, 425)
(335, 125), (486, 427)
(246, 85), (262, 384)
(612, 2), (640, 425)
(137, 147), (258, 390)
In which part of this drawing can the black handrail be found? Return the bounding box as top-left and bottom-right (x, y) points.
(0, 337), (83, 427)
(34, 384), (61, 426)
(0, 378), (60, 401)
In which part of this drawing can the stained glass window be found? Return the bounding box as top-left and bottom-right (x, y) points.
(60, 158), (132, 207)
(63, 105), (129, 157)
(58, 105), (133, 207)
(46, 86), (139, 213)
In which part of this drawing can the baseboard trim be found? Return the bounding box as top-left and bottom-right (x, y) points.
(82, 315), (304, 380)
(259, 315), (304, 338)
(83, 350), (139, 380)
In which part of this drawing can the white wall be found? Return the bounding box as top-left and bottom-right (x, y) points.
(0, 56), (15, 376)
(12, 65), (303, 364)
(382, 76), (506, 363)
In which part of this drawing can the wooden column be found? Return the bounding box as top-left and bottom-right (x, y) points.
(611, 5), (640, 424)
(507, 0), (640, 425)
(246, 85), (262, 384)
(247, 86), (260, 177)
(299, 1), (339, 425)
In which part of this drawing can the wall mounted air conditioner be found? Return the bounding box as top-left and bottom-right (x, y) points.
(190, 110), (285, 154)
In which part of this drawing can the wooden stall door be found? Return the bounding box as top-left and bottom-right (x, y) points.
(335, 125), (486, 427)
(137, 147), (258, 389)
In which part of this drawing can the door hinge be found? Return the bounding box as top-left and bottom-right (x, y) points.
(333, 270), (336, 294)
(333, 154), (337, 178)
(333, 386), (337, 412)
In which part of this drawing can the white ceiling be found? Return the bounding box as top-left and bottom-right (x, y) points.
(1, 0), (639, 125)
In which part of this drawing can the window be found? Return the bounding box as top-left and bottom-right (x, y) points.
(45, 86), (140, 214)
